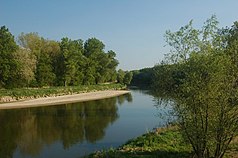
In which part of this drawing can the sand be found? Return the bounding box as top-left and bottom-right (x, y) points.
(0, 90), (130, 110)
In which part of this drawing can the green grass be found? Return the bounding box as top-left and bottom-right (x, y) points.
(85, 127), (238, 158)
(0, 84), (126, 101)
(85, 128), (192, 158)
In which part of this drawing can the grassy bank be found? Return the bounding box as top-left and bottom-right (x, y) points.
(85, 127), (192, 158)
(85, 127), (238, 158)
(0, 84), (126, 102)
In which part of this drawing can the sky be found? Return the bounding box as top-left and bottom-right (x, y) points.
(1, 0), (238, 70)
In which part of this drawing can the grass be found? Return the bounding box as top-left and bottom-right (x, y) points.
(85, 127), (192, 158)
(0, 83), (126, 101)
(85, 127), (238, 158)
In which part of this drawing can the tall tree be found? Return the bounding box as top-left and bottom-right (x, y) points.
(83, 38), (105, 84)
(0, 26), (18, 88)
(106, 50), (119, 82)
(60, 38), (85, 86)
(123, 72), (133, 85)
(162, 16), (238, 158)
(18, 32), (43, 56)
(84, 38), (105, 57)
(18, 33), (58, 87)
(117, 69), (125, 84)
(35, 40), (58, 87)
(13, 48), (36, 87)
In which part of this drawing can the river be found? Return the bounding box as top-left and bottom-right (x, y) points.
(0, 89), (171, 158)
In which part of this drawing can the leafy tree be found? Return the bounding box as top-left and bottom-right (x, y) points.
(161, 16), (238, 158)
(18, 33), (58, 87)
(123, 71), (133, 85)
(13, 48), (36, 87)
(60, 38), (85, 86)
(83, 38), (119, 84)
(35, 55), (54, 87)
(164, 20), (200, 63)
(0, 29), (120, 88)
(18, 32), (43, 56)
(107, 50), (119, 82)
(0, 26), (19, 88)
(84, 38), (105, 84)
(83, 66), (96, 85)
(33, 39), (60, 87)
(84, 38), (105, 57)
(117, 69), (125, 84)
(152, 63), (182, 94)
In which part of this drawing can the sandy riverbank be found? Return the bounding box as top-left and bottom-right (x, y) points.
(0, 90), (130, 110)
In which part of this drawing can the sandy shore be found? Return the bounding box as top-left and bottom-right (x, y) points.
(0, 90), (130, 110)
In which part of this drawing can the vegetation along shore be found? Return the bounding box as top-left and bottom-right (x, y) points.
(128, 16), (238, 158)
(85, 127), (238, 158)
(0, 89), (130, 109)
(0, 84), (126, 103)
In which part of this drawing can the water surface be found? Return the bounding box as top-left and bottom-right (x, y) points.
(0, 90), (169, 158)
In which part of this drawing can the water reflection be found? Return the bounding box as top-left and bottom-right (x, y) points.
(0, 93), (132, 158)
(147, 90), (176, 127)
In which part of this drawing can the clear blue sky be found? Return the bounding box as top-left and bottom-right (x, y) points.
(1, 0), (238, 70)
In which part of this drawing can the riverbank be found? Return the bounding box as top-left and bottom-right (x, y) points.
(85, 127), (238, 158)
(85, 127), (191, 158)
(0, 90), (130, 109)
(0, 84), (125, 103)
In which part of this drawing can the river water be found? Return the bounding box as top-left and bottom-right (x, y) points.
(0, 89), (170, 158)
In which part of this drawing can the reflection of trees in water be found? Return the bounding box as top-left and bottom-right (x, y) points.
(0, 94), (133, 157)
(146, 90), (176, 127)
(117, 93), (133, 105)
(0, 110), (21, 158)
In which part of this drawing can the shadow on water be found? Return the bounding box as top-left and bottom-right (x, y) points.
(0, 93), (132, 158)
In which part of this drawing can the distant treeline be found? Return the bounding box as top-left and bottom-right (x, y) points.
(0, 26), (132, 88)
(130, 68), (154, 88)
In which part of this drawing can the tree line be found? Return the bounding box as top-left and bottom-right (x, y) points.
(132, 16), (238, 158)
(0, 26), (132, 88)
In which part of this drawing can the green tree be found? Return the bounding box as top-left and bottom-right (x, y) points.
(161, 16), (238, 158)
(117, 69), (125, 84)
(18, 32), (43, 56)
(123, 71), (133, 85)
(60, 38), (85, 86)
(84, 38), (105, 84)
(35, 43), (56, 87)
(37, 41), (57, 87)
(18, 33), (58, 87)
(106, 50), (119, 82)
(0, 26), (19, 88)
(84, 37), (105, 57)
(13, 48), (37, 87)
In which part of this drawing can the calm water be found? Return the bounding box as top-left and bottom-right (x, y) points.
(0, 90), (170, 158)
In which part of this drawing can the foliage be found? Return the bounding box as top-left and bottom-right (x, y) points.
(151, 16), (238, 158)
(13, 48), (36, 87)
(0, 26), (19, 88)
(130, 68), (154, 88)
(60, 37), (85, 86)
(117, 69), (125, 84)
(0, 26), (121, 88)
(123, 72), (133, 85)
(0, 84), (125, 100)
